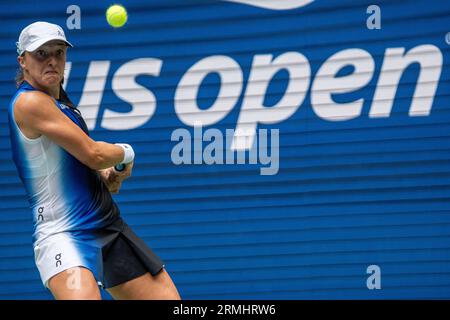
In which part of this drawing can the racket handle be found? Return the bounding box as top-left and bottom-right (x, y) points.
(114, 164), (126, 172)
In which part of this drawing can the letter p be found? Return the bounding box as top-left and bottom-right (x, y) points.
(232, 52), (311, 150)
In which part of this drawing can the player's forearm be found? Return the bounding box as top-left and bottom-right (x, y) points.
(87, 141), (133, 170)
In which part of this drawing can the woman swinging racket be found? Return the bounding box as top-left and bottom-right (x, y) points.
(8, 21), (180, 300)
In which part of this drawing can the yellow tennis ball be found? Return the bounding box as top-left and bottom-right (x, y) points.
(106, 4), (128, 28)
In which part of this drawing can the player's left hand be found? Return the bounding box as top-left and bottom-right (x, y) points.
(98, 162), (133, 194)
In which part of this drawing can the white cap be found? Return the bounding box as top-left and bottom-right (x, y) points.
(16, 21), (73, 55)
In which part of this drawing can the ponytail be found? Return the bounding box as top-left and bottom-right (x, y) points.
(15, 68), (24, 87)
(58, 84), (74, 107)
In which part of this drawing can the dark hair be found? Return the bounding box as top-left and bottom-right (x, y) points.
(58, 84), (74, 108)
(15, 68), (24, 87)
(15, 52), (25, 87)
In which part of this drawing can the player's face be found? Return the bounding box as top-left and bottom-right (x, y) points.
(19, 40), (67, 88)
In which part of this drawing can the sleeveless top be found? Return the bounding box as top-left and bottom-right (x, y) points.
(8, 81), (120, 246)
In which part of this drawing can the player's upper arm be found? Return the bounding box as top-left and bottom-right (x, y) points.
(14, 91), (104, 169)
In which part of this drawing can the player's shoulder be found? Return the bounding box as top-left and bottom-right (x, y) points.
(14, 90), (57, 116)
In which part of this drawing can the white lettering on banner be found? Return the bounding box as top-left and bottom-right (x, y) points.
(232, 52), (310, 150)
(224, 0), (314, 10)
(62, 61), (71, 91)
(102, 58), (162, 130)
(370, 45), (443, 118)
(175, 55), (243, 126)
(68, 44), (443, 150)
(77, 61), (111, 129)
(311, 48), (375, 121)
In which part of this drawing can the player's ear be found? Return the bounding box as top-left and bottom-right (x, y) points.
(17, 54), (26, 69)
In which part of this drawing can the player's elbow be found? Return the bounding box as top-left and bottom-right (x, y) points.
(84, 143), (107, 170)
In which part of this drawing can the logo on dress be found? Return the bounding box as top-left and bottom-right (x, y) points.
(55, 253), (62, 267)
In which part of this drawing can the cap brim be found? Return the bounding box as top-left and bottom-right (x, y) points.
(25, 36), (73, 53)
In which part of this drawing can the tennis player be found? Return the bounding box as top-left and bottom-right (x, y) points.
(8, 21), (180, 300)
